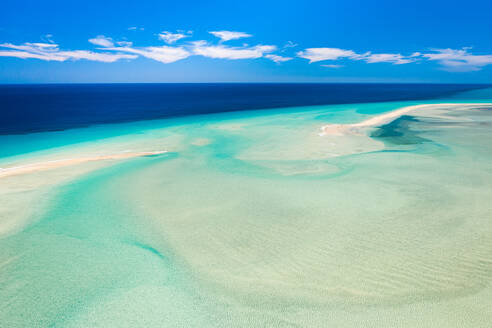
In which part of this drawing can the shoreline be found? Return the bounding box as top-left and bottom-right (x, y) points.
(319, 103), (492, 136)
(0, 150), (167, 179)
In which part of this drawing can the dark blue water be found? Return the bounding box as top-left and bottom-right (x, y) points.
(0, 83), (488, 135)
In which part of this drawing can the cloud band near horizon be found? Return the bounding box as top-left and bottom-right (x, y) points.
(1, 30), (491, 72)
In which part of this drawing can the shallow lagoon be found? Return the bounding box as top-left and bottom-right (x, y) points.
(1, 90), (492, 327)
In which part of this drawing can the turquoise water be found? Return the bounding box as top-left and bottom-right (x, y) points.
(1, 90), (492, 327)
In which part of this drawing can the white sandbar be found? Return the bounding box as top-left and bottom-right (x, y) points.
(0, 150), (167, 179)
(320, 103), (492, 136)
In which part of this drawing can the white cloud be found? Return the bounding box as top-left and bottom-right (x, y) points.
(265, 54), (292, 63)
(362, 53), (415, 65)
(283, 41), (298, 49)
(0, 43), (64, 60)
(321, 64), (343, 68)
(57, 50), (136, 62)
(0, 42), (136, 62)
(29, 43), (58, 48)
(298, 46), (490, 70)
(0, 50), (65, 61)
(105, 45), (190, 63)
(116, 41), (133, 47)
(5, 34), (491, 74)
(209, 31), (252, 42)
(88, 35), (114, 47)
(297, 48), (358, 62)
(128, 27), (144, 31)
(41, 34), (55, 44)
(0, 42), (60, 53)
(422, 48), (492, 72)
(192, 41), (275, 59)
(158, 31), (189, 44)
(298, 47), (417, 65)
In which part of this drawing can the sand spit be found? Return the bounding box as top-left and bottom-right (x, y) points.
(320, 103), (492, 136)
(0, 151), (167, 179)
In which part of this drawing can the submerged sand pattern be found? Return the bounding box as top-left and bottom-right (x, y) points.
(1, 101), (492, 327)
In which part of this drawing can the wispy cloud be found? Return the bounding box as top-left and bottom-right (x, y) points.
(104, 45), (190, 63)
(298, 47), (417, 65)
(422, 48), (492, 72)
(41, 34), (55, 44)
(321, 64), (343, 68)
(209, 31), (252, 42)
(283, 41), (298, 49)
(362, 53), (416, 65)
(3, 32), (491, 74)
(297, 48), (358, 62)
(265, 54), (292, 63)
(158, 31), (190, 44)
(0, 50), (65, 61)
(56, 50), (137, 62)
(192, 41), (274, 59)
(1, 42), (59, 52)
(88, 35), (114, 47)
(0, 43), (66, 61)
(128, 27), (144, 31)
(0, 42), (136, 62)
(116, 41), (133, 47)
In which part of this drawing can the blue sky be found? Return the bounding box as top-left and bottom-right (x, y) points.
(0, 0), (491, 83)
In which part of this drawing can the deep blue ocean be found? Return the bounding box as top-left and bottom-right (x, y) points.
(0, 83), (488, 135)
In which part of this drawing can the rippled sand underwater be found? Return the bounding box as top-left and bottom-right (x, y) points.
(1, 100), (492, 327)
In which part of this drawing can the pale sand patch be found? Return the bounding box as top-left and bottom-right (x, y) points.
(210, 123), (246, 131)
(191, 138), (212, 146)
(0, 151), (167, 179)
(320, 103), (492, 136)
